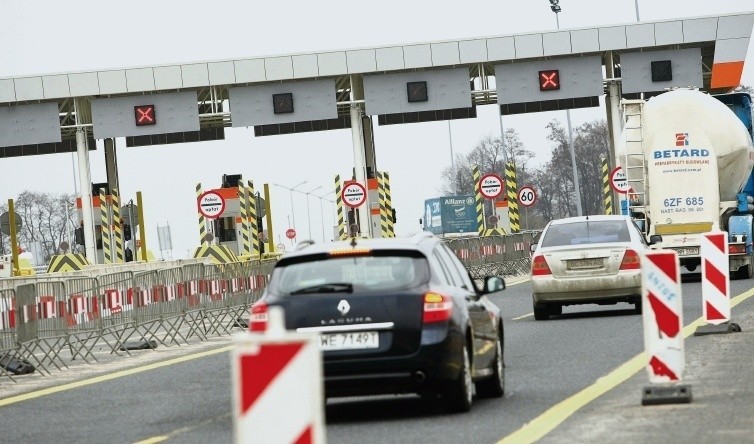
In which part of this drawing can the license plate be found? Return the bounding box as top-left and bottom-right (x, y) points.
(567, 258), (603, 270)
(673, 247), (699, 256)
(319, 331), (379, 351)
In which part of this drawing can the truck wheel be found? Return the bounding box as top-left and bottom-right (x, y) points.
(734, 260), (753, 280)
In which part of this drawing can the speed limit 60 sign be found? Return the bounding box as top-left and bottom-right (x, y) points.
(517, 186), (537, 207)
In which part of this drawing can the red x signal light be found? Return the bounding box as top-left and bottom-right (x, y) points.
(134, 105), (156, 126)
(538, 70), (560, 91)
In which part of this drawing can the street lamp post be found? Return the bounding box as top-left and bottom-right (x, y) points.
(273, 180), (307, 236)
(302, 185), (323, 240)
(548, 0), (583, 217)
(314, 191), (335, 242)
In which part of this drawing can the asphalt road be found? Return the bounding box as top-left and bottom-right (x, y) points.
(0, 275), (750, 443)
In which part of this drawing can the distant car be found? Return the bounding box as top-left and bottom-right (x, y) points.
(530, 215), (657, 320)
(249, 233), (506, 413)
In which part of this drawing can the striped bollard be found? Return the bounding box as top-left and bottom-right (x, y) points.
(233, 307), (324, 443)
(641, 250), (692, 405)
(695, 232), (741, 335)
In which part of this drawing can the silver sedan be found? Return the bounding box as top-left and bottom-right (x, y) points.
(530, 215), (657, 320)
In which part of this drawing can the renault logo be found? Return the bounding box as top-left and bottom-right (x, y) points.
(337, 300), (350, 315)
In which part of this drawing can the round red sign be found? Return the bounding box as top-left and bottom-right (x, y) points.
(285, 228), (296, 239)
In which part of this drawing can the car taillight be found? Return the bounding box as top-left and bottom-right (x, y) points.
(620, 249), (640, 270)
(730, 244), (746, 254)
(531, 255), (552, 276)
(249, 301), (268, 332)
(423, 292), (453, 324)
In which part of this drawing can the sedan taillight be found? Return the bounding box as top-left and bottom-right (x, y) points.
(423, 292), (453, 324)
(620, 249), (641, 270)
(249, 301), (268, 332)
(531, 255), (552, 276)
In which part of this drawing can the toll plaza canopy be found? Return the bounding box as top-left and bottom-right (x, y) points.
(0, 12), (752, 156)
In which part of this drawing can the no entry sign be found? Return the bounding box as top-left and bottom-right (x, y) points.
(286, 228), (296, 240)
(198, 191), (225, 219)
(479, 173), (504, 199)
(342, 182), (367, 208)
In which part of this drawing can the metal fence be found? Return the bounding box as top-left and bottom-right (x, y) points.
(0, 233), (535, 383)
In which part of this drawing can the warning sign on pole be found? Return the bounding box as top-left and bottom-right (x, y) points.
(479, 173), (504, 199)
(198, 191), (225, 219)
(342, 182), (367, 208)
(232, 307), (325, 443)
(609, 166), (630, 194)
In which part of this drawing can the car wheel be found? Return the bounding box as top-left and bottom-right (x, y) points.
(443, 343), (473, 413)
(475, 332), (504, 398)
(533, 302), (550, 321)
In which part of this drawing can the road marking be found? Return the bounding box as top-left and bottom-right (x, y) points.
(498, 286), (754, 443)
(0, 345), (233, 407)
(512, 313), (533, 321)
(133, 414), (230, 444)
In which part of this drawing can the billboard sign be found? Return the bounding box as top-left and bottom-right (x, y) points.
(424, 195), (476, 235)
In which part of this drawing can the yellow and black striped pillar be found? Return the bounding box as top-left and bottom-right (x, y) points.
(197, 182), (209, 246)
(248, 180), (261, 257)
(505, 162), (520, 233)
(238, 176), (251, 256)
(384, 172), (395, 237)
(473, 166), (485, 236)
(335, 175), (347, 240)
(602, 156), (613, 215)
(377, 172), (389, 238)
(112, 188), (124, 263)
(99, 188), (112, 264)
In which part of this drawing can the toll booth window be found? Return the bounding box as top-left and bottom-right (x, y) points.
(215, 217), (237, 242)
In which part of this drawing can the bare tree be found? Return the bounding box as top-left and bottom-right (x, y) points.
(2, 191), (76, 261)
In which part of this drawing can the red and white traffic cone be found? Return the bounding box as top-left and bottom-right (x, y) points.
(640, 250), (692, 405)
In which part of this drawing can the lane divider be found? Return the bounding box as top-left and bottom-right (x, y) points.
(498, 286), (754, 443)
(0, 346), (233, 407)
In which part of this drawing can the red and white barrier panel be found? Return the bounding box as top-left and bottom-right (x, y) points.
(232, 307), (324, 444)
(701, 232), (731, 324)
(641, 250), (692, 405)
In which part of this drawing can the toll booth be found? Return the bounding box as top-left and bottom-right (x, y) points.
(75, 182), (136, 264)
(207, 174), (266, 256)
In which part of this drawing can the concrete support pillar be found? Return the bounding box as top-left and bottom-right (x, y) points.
(104, 138), (120, 197)
(349, 75), (371, 237)
(76, 128), (96, 263)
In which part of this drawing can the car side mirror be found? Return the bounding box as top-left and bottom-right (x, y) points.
(529, 244), (537, 253)
(649, 234), (662, 245)
(484, 276), (505, 293)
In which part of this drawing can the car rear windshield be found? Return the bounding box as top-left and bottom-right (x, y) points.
(269, 250), (430, 296)
(541, 220), (631, 247)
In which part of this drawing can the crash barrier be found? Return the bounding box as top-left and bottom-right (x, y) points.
(640, 250), (692, 405)
(446, 231), (539, 279)
(0, 259), (276, 382)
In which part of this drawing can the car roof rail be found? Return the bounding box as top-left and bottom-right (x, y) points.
(295, 239), (316, 251)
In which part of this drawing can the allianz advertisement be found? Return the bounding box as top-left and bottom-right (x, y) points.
(424, 195), (477, 235)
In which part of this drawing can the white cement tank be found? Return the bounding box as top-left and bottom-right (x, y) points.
(617, 89), (754, 202)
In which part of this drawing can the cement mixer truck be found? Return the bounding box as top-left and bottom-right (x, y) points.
(617, 89), (754, 278)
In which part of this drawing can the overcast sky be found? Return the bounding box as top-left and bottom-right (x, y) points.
(1, 0), (753, 258)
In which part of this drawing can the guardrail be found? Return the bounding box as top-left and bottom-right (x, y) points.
(0, 259), (275, 382)
(0, 232), (538, 383)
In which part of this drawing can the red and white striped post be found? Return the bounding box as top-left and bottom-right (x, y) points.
(696, 232), (740, 335)
(640, 250), (692, 405)
(232, 307), (325, 443)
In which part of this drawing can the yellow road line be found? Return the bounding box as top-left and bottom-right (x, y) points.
(499, 286), (754, 444)
(512, 313), (533, 321)
(0, 345), (232, 407)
